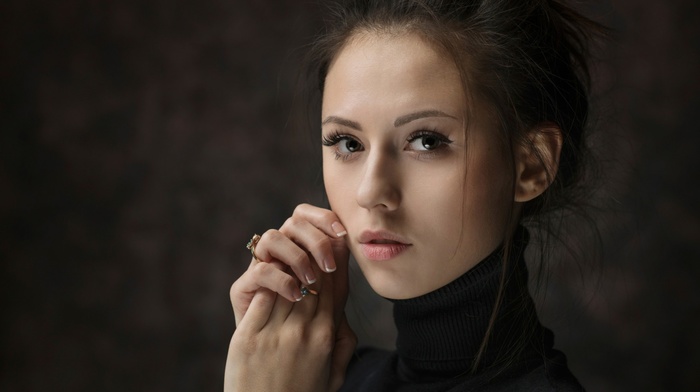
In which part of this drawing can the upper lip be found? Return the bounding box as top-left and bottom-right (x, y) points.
(358, 230), (411, 245)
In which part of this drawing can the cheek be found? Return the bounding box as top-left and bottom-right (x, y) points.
(425, 147), (513, 246)
(460, 152), (515, 238)
(322, 159), (353, 214)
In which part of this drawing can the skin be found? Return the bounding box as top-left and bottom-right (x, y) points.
(225, 205), (354, 392)
(321, 32), (515, 299)
(224, 30), (562, 392)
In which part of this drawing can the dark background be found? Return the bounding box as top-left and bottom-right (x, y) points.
(1, 1), (698, 391)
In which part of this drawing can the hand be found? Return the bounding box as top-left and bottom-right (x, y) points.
(230, 204), (350, 324)
(224, 204), (356, 392)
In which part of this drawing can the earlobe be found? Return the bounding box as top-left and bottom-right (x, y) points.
(514, 124), (563, 202)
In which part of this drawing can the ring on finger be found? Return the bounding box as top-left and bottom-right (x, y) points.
(246, 234), (262, 261)
(300, 286), (318, 297)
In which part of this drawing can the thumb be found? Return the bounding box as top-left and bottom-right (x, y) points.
(327, 314), (357, 392)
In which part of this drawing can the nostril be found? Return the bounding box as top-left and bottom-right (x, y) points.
(355, 156), (402, 211)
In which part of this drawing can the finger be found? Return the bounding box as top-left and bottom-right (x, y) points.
(328, 315), (357, 392)
(255, 229), (318, 286)
(286, 260), (325, 324)
(292, 203), (348, 239)
(235, 288), (276, 333)
(286, 203), (351, 275)
(281, 217), (338, 274)
(231, 261), (303, 324)
(290, 206), (351, 317)
(314, 261), (335, 322)
(286, 287), (320, 323)
(328, 240), (349, 325)
(265, 284), (295, 327)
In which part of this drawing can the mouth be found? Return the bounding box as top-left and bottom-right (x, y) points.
(358, 230), (411, 245)
(358, 230), (411, 261)
(368, 239), (402, 244)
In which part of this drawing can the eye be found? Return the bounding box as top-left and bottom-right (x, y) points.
(407, 131), (452, 152)
(322, 131), (364, 160)
(338, 137), (362, 153)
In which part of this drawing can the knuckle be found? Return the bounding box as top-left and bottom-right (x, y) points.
(293, 203), (309, 216)
(281, 323), (333, 357)
(229, 281), (239, 302)
(252, 262), (275, 280)
(282, 324), (303, 342)
(229, 276), (248, 303)
(320, 208), (336, 223)
(233, 332), (260, 355)
(290, 249), (309, 267)
(312, 325), (335, 355)
(312, 235), (331, 252)
(261, 228), (281, 243)
(251, 262), (297, 293)
(252, 261), (268, 275)
(282, 217), (296, 230)
(279, 273), (297, 291)
(256, 290), (277, 308)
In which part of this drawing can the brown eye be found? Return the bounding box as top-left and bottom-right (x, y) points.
(420, 135), (440, 150)
(407, 132), (451, 152)
(341, 138), (362, 153)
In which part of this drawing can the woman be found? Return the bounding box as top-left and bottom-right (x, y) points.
(225, 0), (603, 390)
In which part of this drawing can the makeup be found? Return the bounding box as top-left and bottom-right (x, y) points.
(358, 230), (412, 261)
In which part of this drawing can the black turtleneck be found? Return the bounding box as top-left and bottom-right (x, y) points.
(340, 229), (584, 391)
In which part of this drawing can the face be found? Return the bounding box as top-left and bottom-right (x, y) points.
(322, 32), (515, 299)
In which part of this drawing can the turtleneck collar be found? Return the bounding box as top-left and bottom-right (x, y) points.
(390, 227), (543, 380)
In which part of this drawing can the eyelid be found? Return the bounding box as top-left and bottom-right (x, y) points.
(406, 129), (453, 144)
(321, 129), (453, 160)
(322, 130), (360, 146)
(322, 130), (364, 161)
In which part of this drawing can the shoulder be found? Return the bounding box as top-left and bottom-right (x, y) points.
(340, 346), (585, 392)
(481, 348), (585, 392)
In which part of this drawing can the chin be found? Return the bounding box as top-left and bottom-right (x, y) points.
(360, 267), (426, 300)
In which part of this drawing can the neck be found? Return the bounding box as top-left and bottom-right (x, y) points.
(390, 228), (543, 379)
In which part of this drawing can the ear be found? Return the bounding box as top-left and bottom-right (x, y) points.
(514, 123), (563, 202)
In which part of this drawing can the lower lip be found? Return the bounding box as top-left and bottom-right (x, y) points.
(360, 243), (410, 261)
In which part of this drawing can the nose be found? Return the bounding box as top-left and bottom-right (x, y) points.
(356, 148), (401, 211)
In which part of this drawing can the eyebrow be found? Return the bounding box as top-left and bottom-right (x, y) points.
(321, 109), (457, 131)
(321, 116), (362, 130)
(394, 110), (457, 127)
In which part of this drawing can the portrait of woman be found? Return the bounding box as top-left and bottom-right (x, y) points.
(2, 0), (699, 391)
(225, 1), (603, 390)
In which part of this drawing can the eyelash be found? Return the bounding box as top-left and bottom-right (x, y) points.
(322, 131), (360, 161)
(321, 129), (453, 161)
(406, 130), (453, 155)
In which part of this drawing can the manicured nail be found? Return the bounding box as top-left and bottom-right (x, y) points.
(324, 259), (336, 273)
(305, 273), (316, 285)
(331, 222), (347, 237)
(294, 286), (307, 301)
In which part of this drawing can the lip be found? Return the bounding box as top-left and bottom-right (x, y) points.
(358, 230), (411, 245)
(358, 230), (412, 261)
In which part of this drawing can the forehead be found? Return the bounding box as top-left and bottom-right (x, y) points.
(322, 32), (464, 117)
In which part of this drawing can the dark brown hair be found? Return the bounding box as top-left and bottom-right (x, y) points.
(302, 0), (606, 373)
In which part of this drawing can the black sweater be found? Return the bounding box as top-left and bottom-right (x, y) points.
(340, 229), (584, 391)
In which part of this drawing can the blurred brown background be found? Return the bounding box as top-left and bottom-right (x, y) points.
(1, 1), (699, 391)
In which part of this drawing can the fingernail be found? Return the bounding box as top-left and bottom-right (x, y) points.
(294, 286), (305, 301)
(331, 222), (347, 237)
(305, 273), (316, 285)
(324, 258), (336, 273)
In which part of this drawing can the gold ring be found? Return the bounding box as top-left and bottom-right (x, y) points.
(246, 234), (262, 261)
(300, 286), (318, 297)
